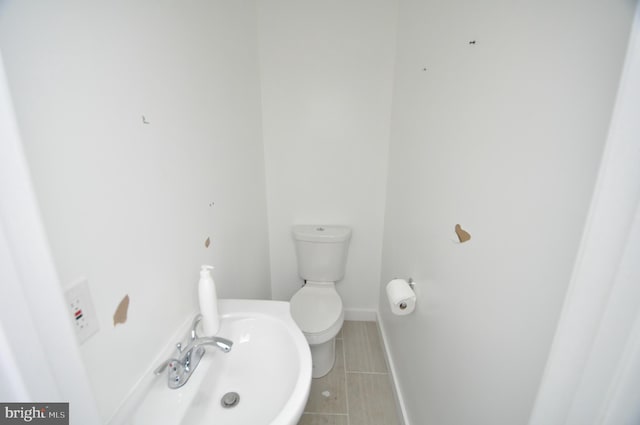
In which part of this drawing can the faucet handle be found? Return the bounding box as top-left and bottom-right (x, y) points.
(154, 358), (181, 375)
(176, 342), (183, 353)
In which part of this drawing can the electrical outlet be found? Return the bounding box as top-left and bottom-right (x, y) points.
(64, 278), (99, 344)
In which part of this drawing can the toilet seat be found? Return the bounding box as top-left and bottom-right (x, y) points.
(290, 283), (343, 345)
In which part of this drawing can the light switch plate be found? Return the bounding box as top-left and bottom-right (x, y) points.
(64, 277), (99, 344)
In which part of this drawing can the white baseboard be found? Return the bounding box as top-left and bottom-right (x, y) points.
(343, 308), (377, 321)
(376, 311), (411, 425)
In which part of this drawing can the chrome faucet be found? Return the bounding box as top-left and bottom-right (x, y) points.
(154, 314), (233, 389)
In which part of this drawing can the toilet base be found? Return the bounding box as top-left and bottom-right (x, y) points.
(310, 337), (336, 378)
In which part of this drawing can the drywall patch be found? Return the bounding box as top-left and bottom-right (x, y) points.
(113, 294), (130, 327)
(455, 224), (471, 243)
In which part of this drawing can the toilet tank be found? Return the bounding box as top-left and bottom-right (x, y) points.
(293, 225), (352, 282)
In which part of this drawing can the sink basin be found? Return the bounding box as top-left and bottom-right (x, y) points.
(109, 299), (312, 425)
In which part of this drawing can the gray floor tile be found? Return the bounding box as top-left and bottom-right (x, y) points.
(347, 372), (400, 425)
(343, 321), (387, 373)
(301, 320), (400, 425)
(298, 413), (349, 425)
(304, 339), (347, 414)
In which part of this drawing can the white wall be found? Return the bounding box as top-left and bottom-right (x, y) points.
(257, 0), (397, 310)
(0, 51), (101, 422)
(530, 7), (640, 422)
(379, 1), (636, 425)
(0, 1), (270, 421)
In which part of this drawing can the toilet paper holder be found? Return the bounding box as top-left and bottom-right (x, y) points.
(393, 277), (415, 310)
(393, 277), (415, 289)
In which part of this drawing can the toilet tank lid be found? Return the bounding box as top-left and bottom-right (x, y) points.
(292, 225), (352, 242)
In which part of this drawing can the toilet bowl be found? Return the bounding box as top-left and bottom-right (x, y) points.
(290, 282), (344, 378)
(289, 225), (351, 378)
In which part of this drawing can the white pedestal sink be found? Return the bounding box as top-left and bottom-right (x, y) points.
(109, 300), (312, 425)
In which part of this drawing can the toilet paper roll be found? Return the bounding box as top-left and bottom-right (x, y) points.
(386, 279), (416, 316)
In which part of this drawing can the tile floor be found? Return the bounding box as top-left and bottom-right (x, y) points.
(298, 321), (401, 425)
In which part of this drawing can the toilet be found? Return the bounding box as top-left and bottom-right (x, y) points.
(289, 225), (351, 378)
